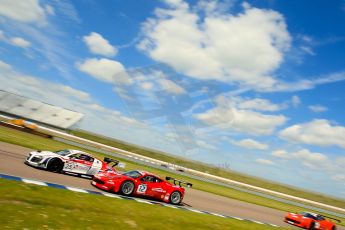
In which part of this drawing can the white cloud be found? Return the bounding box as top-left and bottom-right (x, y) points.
(0, 0), (47, 24)
(271, 149), (330, 170)
(0, 60), (11, 70)
(76, 58), (130, 84)
(138, 1), (291, 89)
(291, 95), (301, 108)
(271, 149), (289, 158)
(0, 60), (143, 129)
(279, 119), (345, 149)
(0, 60), (91, 102)
(300, 46), (315, 56)
(0, 31), (31, 48)
(233, 138), (269, 150)
(308, 105), (328, 113)
(233, 97), (285, 112)
(259, 71), (345, 92)
(195, 95), (287, 135)
(158, 78), (186, 94)
(196, 140), (217, 150)
(0, 30), (5, 40)
(140, 82), (154, 90)
(255, 158), (275, 165)
(83, 32), (117, 57)
(293, 149), (329, 169)
(44, 5), (55, 16)
(9, 37), (31, 48)
(332, 174), (345, 183)
(124, 68), (186, 95)
(272, 148), (344, 184)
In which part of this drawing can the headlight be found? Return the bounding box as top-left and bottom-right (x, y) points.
(31, 155), (44, 163)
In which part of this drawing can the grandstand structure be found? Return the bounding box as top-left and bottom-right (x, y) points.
(0, 90), (84, 130)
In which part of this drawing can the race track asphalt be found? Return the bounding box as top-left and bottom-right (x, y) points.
(1, 141), (343, 229)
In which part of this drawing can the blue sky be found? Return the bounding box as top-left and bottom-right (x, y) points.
(1, 0), (345, 198)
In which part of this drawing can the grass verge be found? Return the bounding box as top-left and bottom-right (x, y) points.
(0, 180), (284, 230)
(0, 125), (344, 226)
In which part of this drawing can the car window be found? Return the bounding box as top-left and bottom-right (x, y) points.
(141, 176), (154, 182)
(69, 153), (81, 159)
(54, 150), (70, 156)
(141, 175), (161, 183)
(123, 170), (142, 178)
(153, 177), (162, 183)
(79, 154), (94, 162)
(316, 215), (325, 221)
(305, 213), (317, 220)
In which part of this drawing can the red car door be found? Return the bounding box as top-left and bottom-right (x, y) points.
(136, 175), (164, 198)
(149, 178), (166, 200)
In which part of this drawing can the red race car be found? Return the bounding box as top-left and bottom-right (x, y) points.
(92, 170), (192, 205)
(284, 211), (340, 230)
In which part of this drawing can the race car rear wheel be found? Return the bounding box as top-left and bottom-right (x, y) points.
(120, 181), (134, 195)
(47, 158), (63, 173)
(170, 191), (182, 205)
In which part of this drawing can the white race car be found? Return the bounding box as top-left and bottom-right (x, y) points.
(25, 149), (118, 176)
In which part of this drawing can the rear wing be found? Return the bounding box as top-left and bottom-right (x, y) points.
(104, 157), (119, 167)
(166, 176), (192, 188)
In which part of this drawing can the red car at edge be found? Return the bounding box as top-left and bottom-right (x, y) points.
(284, 211), (340, 230)
(92, 170), (192, 205)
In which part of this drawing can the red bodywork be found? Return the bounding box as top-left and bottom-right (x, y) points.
(92, 170), (189, 204)
(284, 212), (337, 230)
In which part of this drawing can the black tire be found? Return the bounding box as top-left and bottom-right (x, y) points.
(170, 191), (182, 205)
(120, 181), (135, 195)
(46, 158), (63, 173)
(332, 226), (336, 230)
(308, 222), (315, 230)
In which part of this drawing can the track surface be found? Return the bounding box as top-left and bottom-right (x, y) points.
(1, 141), (343, 229)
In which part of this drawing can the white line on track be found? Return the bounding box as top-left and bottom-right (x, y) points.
(188, 208), (206, 214)
(21, 179), (47, 186)
(210, 213), (226, 218)
(101, 192), (123, 199)
(133, 198), (153, 204)
(65, 186), (88, 193)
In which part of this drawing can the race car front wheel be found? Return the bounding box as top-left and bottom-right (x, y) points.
(170, 191), (182, 205)
(47, 158), (63, 173)
(120, 181), (134, 195)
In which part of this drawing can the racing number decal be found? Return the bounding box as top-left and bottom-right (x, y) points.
(137, 184), (147, 194)
(64, 162), (76, 170)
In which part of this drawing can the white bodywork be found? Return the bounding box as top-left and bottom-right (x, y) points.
(25, 149), (103, 175)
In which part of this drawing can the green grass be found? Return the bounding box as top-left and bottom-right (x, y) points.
(71, 129), (345, 210)
(0, 125), (344, 227)
(0, 180), (285, 230)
